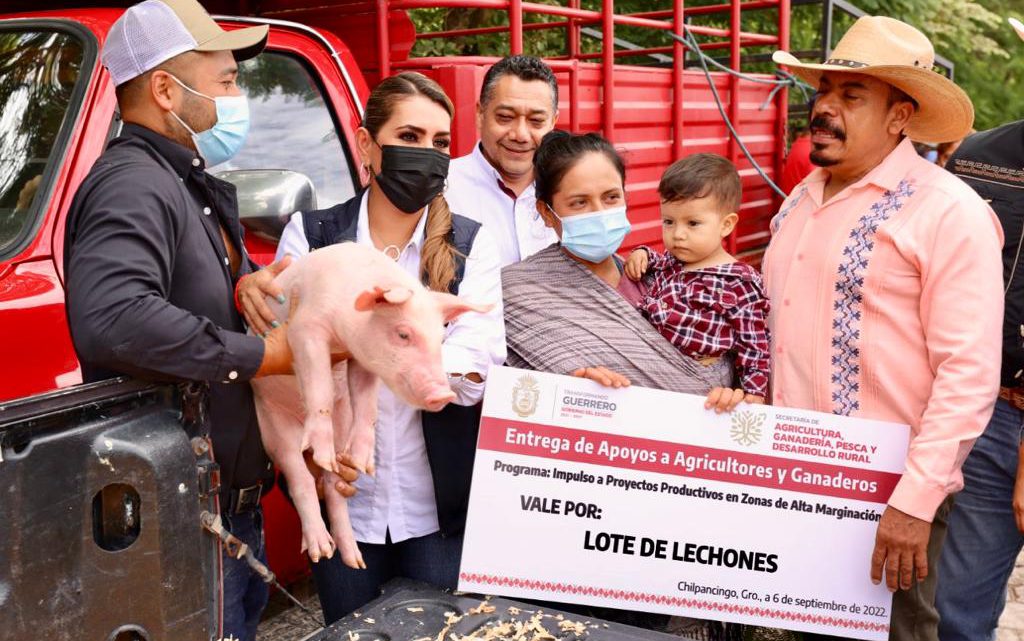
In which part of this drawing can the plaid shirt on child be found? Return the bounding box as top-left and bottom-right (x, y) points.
(636, 247), (771, 396)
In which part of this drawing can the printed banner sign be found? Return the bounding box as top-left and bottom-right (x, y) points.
(459, 366), (911, 640)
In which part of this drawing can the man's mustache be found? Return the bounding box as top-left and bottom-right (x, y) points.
(809, 116), (847, 142)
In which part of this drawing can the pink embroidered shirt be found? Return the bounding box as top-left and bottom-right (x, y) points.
(764, 138), (1004, 522)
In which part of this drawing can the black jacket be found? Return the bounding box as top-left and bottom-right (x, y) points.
(947, 122), (1024, 387)
(64, 123), (272, 501)
(303, 195), (482, 536)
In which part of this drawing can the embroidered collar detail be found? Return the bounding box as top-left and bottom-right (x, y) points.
(829, 179), (917, 416)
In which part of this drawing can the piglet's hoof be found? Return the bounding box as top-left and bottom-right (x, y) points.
(301, 527), (336, 564)
(339, 543), (366, 570)
(329, 522), (366, 570)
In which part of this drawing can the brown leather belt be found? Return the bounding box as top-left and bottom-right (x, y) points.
(999, 387), (1024, 411)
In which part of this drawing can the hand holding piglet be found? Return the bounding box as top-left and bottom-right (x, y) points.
(251, 243), (491, 569)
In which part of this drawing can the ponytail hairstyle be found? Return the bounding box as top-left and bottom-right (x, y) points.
(362, 72), (460, 293)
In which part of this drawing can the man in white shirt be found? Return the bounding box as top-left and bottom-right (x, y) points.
(446, 55), (560, 266)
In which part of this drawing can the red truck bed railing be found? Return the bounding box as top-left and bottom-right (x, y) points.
(387, 0), (789, 152)
(14, 0), (790, 257)
(365, 0), (791, 258)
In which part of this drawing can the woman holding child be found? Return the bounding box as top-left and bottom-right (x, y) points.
(503, 131), (777, 638)
(502, 130), (770, 411)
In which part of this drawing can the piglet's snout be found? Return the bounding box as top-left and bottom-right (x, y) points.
(423, 387), (456, 412)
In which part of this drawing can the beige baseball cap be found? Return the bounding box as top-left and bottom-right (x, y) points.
(102, 0), (269, 86)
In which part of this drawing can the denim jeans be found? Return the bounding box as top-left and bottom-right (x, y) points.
(221, 508), (270, 641)
(311, 530), (463, 625)
(936, 398), (1024, 641)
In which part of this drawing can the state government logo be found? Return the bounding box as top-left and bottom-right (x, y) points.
(511, 375), (541, 418)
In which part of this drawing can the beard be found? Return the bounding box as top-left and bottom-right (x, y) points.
(810, 148), (840, 167)
(169, 91), (216, 151)
(807, 114), (846, 167)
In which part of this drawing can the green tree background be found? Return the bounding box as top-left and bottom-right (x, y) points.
(408, 0), (1024, 133)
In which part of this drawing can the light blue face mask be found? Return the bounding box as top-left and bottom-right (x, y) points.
(169, 74), (250, 167)
(553, 205), (632, 263)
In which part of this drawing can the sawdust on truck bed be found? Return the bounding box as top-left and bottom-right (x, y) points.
(396, 599), (602, 641)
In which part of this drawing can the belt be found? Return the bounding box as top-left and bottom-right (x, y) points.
(999, 387), (1024, 411)
(227, 482), (264, 515)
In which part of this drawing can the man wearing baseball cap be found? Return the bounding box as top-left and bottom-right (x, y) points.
(764, 16), (1003, 640)
(62, 2), (344, 639)
(933, 18), (1024, 641)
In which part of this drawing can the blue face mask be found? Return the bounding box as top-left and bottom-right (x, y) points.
(553, 205), (632, 263)
(169, 74), (250, 167)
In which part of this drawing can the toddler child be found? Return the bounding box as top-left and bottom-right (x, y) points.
(624, 153), (770, 412)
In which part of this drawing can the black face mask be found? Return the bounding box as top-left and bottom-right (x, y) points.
(372, 144), (450, 214)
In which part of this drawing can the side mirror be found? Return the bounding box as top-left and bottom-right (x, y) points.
(215, 169), (317, 241)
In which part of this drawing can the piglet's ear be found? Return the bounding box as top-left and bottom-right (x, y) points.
(382, 287), (413, 304)
(431, 291), (494, 323)
(354, 287), (385, 311)
(354, 286), (413, 311)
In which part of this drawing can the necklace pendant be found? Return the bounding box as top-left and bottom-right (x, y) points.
(382, 244), (401, 261)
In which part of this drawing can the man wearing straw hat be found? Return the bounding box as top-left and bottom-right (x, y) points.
(765, 16), (1004, 640)
(932, 17), (1024, 641)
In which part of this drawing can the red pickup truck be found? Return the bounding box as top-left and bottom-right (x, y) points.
(0, 2), (790, 638)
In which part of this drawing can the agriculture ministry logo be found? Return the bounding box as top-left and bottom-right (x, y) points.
(511, 375), (540, 418)
(730, 410), (766, 447)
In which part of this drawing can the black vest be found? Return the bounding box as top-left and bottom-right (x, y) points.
(302, 195), (483, 536)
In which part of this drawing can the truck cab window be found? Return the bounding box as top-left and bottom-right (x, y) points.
(210, 51), (357, 222)
(0, 29), (84, 257)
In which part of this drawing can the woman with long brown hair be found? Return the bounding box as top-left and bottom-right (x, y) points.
(240, 72), (505, 621)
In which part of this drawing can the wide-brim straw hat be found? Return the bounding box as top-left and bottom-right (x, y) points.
(772, 16), (974, 143)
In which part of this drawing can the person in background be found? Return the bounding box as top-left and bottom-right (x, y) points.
(935, 132), (972, 167)
(934, 22), (1024, 641)
(445, 55), (559, 267)
(766, 16), (1003, 640)
(913, 140), (939, 163)
(779, 125), (813, 194)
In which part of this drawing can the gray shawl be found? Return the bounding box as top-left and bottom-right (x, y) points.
(501, 245), (732, 393)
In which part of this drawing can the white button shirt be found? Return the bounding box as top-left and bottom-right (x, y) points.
(276, 192), (507, 543)
(445, 143), (558, 267)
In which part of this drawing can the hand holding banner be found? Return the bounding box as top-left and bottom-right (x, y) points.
(459, 367), (911, 640)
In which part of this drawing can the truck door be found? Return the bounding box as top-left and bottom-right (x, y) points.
(0, 21), (95, 401)
(207, 25), (363, 266)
